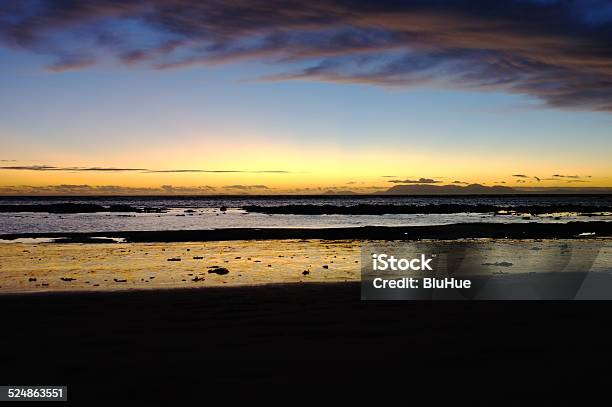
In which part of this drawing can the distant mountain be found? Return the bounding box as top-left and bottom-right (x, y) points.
(382, 183), (612, 195)
(382, 183), (517, 195)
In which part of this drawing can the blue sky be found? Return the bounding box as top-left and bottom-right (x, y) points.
(0, 1), (611, 194)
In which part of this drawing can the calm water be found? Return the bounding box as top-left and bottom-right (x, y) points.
(1, 196), (611, 234)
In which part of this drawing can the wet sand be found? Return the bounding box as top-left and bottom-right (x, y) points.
(1, 238), (610, 293)
(0, 239), (361, 292)
(2, 283), (612, 403)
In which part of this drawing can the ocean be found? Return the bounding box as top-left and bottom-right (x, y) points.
(1, 195), (611, 235)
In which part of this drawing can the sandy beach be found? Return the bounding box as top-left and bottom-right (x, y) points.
(0, 224), (611, 402)
(0, 239), (361, 292)
(1, 209), (611, 401)
(0, 228), (611, 403)
(1, 235), (610, 293)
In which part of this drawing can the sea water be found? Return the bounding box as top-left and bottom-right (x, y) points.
(0, 195), (610, 234)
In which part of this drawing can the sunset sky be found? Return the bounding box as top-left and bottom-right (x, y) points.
(1, 0), (611, 194)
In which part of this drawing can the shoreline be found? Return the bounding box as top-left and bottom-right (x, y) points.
(1, 221), (611, 242)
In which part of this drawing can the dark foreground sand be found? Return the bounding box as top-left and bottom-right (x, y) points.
(2, 283), (612, 404)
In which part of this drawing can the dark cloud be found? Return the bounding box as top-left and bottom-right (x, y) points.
(547, 174), (592, 183)
(0, 165), (147, 171)
(48, 53), (96, 72)
(552, 174), (585, 179)
(1, 1), (611, 111)
(388, 178), (441, 184)
(452, 180), (469, 185)
(0, 0), (612, 111)
(513, 174), (543, 182)
(0, 165), (57, 171)
(0, 165), (291, 173)
(0, 184), (216, 195)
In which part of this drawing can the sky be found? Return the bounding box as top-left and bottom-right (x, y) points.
(0, 0), (611, 195)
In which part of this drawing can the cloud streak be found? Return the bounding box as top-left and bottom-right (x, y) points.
(0, 184), (288, 195)
(0, 166), (149, 172)
(552, 174), (590, 179)
(1, 1), (611, 111)
(0, 165), (291, 173)
(387, 178), (441, 184)
(0, 184), (217, 195)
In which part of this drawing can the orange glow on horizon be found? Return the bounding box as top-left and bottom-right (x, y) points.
(1, 140), (611, 195)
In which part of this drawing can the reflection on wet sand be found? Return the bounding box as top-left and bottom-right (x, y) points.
(0, 239), (362, 293)
(0, 238), (610, 294)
